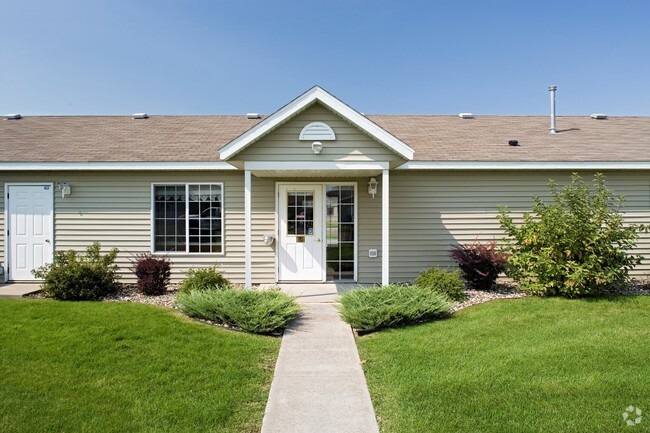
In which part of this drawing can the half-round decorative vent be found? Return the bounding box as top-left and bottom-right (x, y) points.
(299, 121), (336, 141)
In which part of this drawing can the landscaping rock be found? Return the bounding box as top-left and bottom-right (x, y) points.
(103, 285), (179, 309)
(451, 287), (526, 313)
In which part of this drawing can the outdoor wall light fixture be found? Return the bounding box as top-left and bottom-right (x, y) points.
(368, 177), (378, 198)
(57, 182), (71, 198)
(311, 141), (323, 154)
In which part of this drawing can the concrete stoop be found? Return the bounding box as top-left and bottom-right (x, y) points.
(258, 283), (361, 304)
(0, 283), (41, 297)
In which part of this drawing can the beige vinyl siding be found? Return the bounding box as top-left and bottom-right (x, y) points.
(3, 169), (649, 286)
(250, 176), (276, 282)
(0, 171), (276, 284)
(357, 178), (382, 283)
(388, 170), (650, 282)
(234, 103), (405, 164)
(0, 171), (383, 285)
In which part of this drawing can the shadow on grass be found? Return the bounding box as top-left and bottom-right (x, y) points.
(581, 294), (640, 304)
(354, 313), (455, 337)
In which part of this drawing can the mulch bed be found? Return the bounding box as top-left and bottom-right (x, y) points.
(25, 281), (650, 315)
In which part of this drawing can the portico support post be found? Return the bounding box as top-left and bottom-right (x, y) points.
(245, 169), (252, 288)
(381, 169), (389, 285)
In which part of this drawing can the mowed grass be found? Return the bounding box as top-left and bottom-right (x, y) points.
(0, 299), (280, 433)
(357, 296), (650, 433)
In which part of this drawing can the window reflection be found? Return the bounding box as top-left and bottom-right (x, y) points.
(326, 185), (355, 281)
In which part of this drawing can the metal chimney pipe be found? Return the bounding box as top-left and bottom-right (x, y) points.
(549, 85), (557, 134)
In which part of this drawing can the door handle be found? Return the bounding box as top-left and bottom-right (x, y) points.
(45, 239), (51, 243)
(315, 238), (321, 243)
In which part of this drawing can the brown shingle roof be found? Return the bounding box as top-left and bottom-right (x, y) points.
(1, 114), (649, 163)
(0, 115), (263, 162)
(367, 115), (650, 161)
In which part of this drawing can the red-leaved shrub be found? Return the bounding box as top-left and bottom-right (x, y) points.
(449, 241), (508, 290)
(130, 253), (171, 295)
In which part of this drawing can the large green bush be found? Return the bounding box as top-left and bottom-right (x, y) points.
(498, 173), (648, 297)
(338, 285), (451, 331)
(32, 242), (120, 300)
(176, 288), (300, 334)
(414, 267), (466, 301)
(178, 266), (231, 293)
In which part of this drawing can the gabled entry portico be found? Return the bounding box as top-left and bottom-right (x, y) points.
(219, 86), (414, 287)
(242, 165), (391, 287)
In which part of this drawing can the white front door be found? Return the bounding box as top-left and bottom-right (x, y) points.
(278, 184), (324, 281)
(7, 184), (54, 281)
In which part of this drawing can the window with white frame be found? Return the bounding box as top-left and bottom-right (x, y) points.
(153, 184), (223, 253)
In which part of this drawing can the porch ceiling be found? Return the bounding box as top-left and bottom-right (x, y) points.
(251, 169), (383, 178)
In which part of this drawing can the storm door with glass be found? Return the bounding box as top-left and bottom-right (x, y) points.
(278, 185), (323, 281)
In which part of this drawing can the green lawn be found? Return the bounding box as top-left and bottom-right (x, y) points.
(0, 299), (280, 433)
(357, 296), (650, 433)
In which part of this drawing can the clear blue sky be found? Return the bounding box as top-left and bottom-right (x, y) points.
(2, 0), (649, 115)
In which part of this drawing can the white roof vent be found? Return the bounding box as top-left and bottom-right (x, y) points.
(299, 121), (336, 141)
(458, 113), (475, 119)
(590, 114), (608, 120)
(246, 113), (261, 119)
(132, 113), (149, 119)
(4, 113), (22, 120)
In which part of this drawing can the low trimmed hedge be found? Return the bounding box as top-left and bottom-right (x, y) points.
(176, 288), (300, 334)
(338, 284), (451, 331)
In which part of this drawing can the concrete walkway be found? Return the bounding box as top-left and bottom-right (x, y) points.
(0, 283), (41, 297)
(261, 285), (379, 433)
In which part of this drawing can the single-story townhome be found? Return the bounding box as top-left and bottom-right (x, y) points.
(1, 86), (650, 286)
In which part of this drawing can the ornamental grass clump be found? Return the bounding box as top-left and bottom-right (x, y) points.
(449, 241), (508, 290)
(498, 173), (649, 297)
(414, 267), (466, 301)
(176, 288), (300, 335)
(32, 242), (120, 300)
(338, 284), (451, 332)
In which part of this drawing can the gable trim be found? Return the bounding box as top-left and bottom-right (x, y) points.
(398, 161), (650, 170)
(219, 86), (415, 161)
(0, 162), (237, 171)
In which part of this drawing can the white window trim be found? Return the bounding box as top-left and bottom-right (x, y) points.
(150, 182), (225, 256)
(275, 181), (358, 283)
(4, 182), (55, 283)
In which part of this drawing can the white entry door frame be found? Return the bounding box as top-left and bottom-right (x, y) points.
(276, 182), (357, 283)
(277, 184), (324, 282)
(4, 183), (54, 282)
